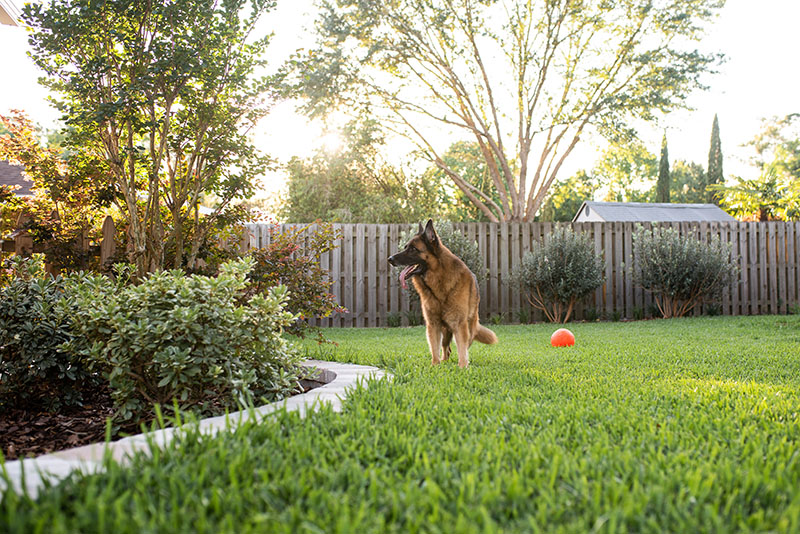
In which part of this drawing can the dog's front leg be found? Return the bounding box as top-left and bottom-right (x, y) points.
(426, 323), (443, 365)
(454, 323), (471, 368)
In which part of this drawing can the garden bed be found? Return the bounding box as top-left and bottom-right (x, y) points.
(0, 370), (329, 460)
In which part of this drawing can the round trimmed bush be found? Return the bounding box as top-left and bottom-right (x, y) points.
(632, 226), (738, 318)
(514, 226), (604, 323)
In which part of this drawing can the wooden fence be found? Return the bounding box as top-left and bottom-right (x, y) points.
(244, 221), (800, 327)
(1, 214), (117, 271)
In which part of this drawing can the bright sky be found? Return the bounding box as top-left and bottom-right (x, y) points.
(1, 0), (799, 197)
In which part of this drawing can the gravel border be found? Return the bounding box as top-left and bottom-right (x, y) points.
(0, 360), (386, 498)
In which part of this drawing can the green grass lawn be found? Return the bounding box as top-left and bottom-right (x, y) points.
(3, 316), (800, 533)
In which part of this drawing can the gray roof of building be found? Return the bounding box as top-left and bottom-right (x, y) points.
(0, 161), (33, 196)
(573, 201), (737, 222)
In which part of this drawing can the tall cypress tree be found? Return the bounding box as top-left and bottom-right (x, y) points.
(657, 133), (670, 203)
(707, 114), (723, 204)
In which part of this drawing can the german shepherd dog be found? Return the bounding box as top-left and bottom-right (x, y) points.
(388, 220), (497, 368)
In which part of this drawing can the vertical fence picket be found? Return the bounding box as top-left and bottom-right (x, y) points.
(623, 222), (634, 318)
(788, 223), (797, 309)
(510, 223), (521, 320)
(777, 223), (787, 314)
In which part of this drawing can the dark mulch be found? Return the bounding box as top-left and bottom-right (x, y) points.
(0, 386), (117, 461)
(1, 379), (327, 461)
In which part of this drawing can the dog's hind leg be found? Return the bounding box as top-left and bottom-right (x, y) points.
(426, 323), (443, 365)
(441, 328), (453, 361)
(454, 323), (471, 369)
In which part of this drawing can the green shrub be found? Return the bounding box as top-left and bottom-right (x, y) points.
(245, 222), (345, 341)
(633, 227), (738, 318)
(0, 255), (99, 411)
(514, 227), (605, 323)
(386, 313), (401, 328)
(404, 310), (423, 326)
(63, 258), (305, 423)
(488, 313), (506, 325)
(584, 307), (600, 322)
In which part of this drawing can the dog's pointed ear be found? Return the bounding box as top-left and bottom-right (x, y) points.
(423, 219), (438, 245)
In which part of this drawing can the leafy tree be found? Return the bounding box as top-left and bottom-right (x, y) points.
(0, 111), (113, 271)
(748, 113), (800, 180)
(711, 167), (791, 221)
(670, 160), (707, 203)
(657, 133), (670, 202)
(593, 140), (657, 203)
(707, 114), (724, 204)
(539, 170), (595, 222)
(23, 0), (279, 277)
(712, 114), (800, 221)
(420, 141), (503, 222)
(281, 121), (450, 223)
(292, 0), (724, 222)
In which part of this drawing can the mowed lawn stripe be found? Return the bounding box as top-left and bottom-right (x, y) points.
(2, 316), (800, 533)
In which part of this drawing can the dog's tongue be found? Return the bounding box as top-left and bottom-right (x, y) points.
(399, 265), (416, 289)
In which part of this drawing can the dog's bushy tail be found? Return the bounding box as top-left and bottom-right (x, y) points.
(475, 325), (498, 345)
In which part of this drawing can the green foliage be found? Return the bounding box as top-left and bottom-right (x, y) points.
(23, 0), (279, 276)
(633, 227), (738, 318)
(245, 223), (345, 340)
(670, 160), (708, 204)
(711, 166), (791, 221)
(749, 113), (800, 180)
(281, 121), (451, 223)
(539, 170), (595, 222)
(7, 317), (800, 533)
(707, 114), (724, 204)
(291, 0), (723, 221)
(0, 111), (114, 272)
(514, 227), (604, 323)
(716, 113), (800, 221)
(386, 313), (401, 328)
(421, 141), (504, 222)
(62, 258), (304, 423)
(593, 139), (657, 202)
(404, 310), (423, 327)
(0, 255), (99, 411)
(584, 307), (600, 322)
(488, 313), (506, 326)
(657, 133), (671, 203)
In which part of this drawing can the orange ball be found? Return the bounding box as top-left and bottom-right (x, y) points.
(550, 328), (575, 347)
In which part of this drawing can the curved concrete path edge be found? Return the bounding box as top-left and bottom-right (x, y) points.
(0, 360), (387, 499)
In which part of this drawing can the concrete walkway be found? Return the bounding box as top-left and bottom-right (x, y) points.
(0, 360), (386, 499)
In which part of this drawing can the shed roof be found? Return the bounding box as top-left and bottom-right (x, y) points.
(0, 161), (34, 196)
(572, 201), (737, 223)
(0, 0), (22, 26)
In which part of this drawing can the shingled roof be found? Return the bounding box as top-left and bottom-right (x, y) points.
(573, 201), (737, 223)
(0, 161), (34, 196)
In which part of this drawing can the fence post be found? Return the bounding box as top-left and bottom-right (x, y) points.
(12, 213), (33, 256)
(100, 216), (116, 266)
